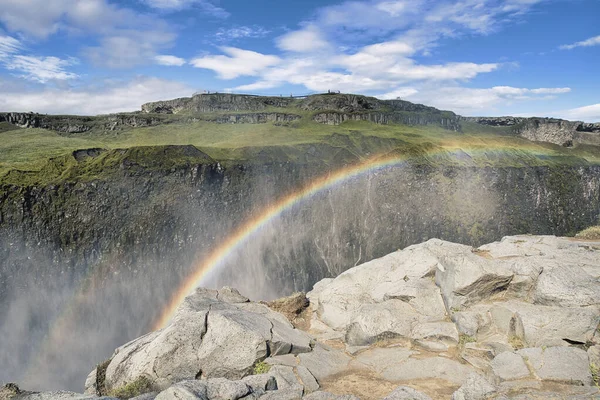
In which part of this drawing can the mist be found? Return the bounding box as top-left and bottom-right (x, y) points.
(1, 161), (593, 391)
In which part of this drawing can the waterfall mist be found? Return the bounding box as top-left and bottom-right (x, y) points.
(2, 162), (596, 391)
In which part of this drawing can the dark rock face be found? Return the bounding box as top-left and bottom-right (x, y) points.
(1, 151), (600, 390)
(142, 93), (297, 114)
(313, 111), (461, 131)
(461, 116), (524, 126)
(462, 116), (600, 147)
(0, 112), (170, 134)
(577, 123), (600, 133)
(206, 113), (301, 124)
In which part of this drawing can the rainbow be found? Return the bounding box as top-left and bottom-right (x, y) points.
(153, 146), (497, 329)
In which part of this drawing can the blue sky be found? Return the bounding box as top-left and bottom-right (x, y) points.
(0, 0), (598, 120)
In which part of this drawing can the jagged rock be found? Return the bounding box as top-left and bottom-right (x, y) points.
(383, 386), (432, 400)
(264, 293), (310, 330)
(344, 300), (420, 346)
(0, 384), (115, 400)
(77, 235), (600, 400)
(312, 242), (443, 334)
(129, 394), (158, 400)
(302, 393), (360, 400)
(451, 373), (496, 400)
(491, 352), (531, 381)
(206, 378), (250, 400)
(216, 287), (250, 304)
(16, 392), (117, 400)
(155, 381), (208, 400)
(531, 264), (600, 307)
(517, 347), (593, 386)
(297, 344), (351, 381)
(498, 301), (599, 347)
(433, 242), (514, 311)
(350, 347), (414, 375)
(257, 386), (303, 400)
(379, 357), (473, 385)
(412, 322), (459, 346)
(295, 366), (319, 394)
(266, 366), (303, 391)
(461, 116), (524, 127)
(240, 376), (277, 392)
(98, 288), (312, 391)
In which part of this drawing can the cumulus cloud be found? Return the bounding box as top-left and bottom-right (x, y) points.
(0, 77), (194, 115)
(196, 0), (559, 105)
(556, 103), (600, 122)
(154, 55), (186, 66)
(393, 85), (573, 115)
(559, 35), (600, 50)
(277, 26), (330, 53)
(0, 0), (178, 68)
(84, 30), (176, 69)
(190, 47), (281, 79)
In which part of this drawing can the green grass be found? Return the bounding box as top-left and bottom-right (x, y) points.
(576, 226), (600, 240)
(1, 115), (599, 184)
(108, 376), (153, 400)
(252, 361), (271, 375)
(458, 334), (477, 347)
(591, 363), (599, 387)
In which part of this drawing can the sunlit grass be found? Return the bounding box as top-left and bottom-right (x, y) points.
(1, 116), (598, 179)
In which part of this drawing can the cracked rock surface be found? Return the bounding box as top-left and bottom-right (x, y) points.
(6, 235), (600, 399)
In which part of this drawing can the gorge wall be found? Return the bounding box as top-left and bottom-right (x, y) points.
(1, 145), (599, 390)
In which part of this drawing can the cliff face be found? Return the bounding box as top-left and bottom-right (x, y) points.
(0, 112), (171, 134)
(462, 116), (600, 147)
(2, 145), (600, 389)
(141, 93), (297, 114)
(312, 111), (460, 130)
(3, 94), (599, 145)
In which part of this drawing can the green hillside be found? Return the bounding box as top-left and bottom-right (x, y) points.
(1, 93), (599, 186)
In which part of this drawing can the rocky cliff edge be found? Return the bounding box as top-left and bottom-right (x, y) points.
(4, 234), (599, 400)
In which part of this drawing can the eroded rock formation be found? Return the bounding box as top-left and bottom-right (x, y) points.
(7, 234), (597, 400)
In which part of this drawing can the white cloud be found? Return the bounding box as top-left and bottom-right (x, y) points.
(529, 87), (571, 94)
(4, 55), (79, 83)
(0, 35), (80, 83)
(154, 55), (186, 66)
(190, 47), (281, 79)
(215, 26), (270, 41)
(277, 26), (330, 53)
(0, 0), (178, 68)
(556, 103), (600, 122)
(376, 1), (409, 17)
(559, 35), (600, 50)
(84, 30), (176, 68)
(0, 77), (194, 115)
(395, 85), (572, 115)
(0, 35), (21, 59)
(215, 0), (553, 98)
(140, 0), (229, 16)
(376, 87), (419, 100)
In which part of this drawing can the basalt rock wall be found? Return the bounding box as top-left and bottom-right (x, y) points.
(1, 153), (600, 390)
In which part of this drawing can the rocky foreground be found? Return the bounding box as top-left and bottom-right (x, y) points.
(3, 235), (600, 400)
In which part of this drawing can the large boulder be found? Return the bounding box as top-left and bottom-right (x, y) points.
(517, 347), (594, 386)
(91, 288), (313, 392)
(433, 243), (514, 311)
